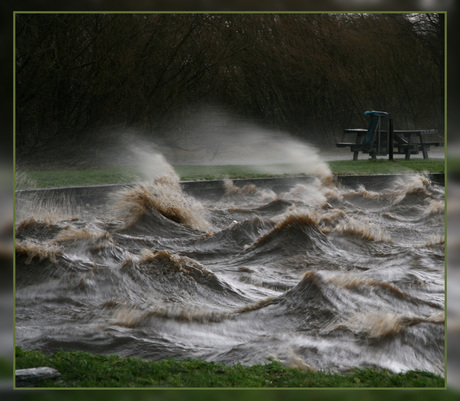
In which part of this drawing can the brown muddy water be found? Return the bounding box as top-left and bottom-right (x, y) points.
(15, 168), (445, 377)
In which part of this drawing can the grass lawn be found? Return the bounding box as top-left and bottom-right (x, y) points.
(327, 158), (445, 175)
(15, 347), (445, 389)
(16, 159), (445, 189)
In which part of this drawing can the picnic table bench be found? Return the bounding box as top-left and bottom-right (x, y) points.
(336, 111), (443, 160)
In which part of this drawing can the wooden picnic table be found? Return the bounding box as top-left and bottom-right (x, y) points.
(338, 128), (442, 160)
(392, 129), (440, 160)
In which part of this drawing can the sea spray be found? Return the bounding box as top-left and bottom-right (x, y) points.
(160, 106), (333, 181)
(112, 178), (211, 233)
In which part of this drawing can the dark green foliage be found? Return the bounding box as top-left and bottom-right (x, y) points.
(15, 347), (444, 388)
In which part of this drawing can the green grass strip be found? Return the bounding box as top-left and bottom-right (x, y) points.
(15, 347), (444, 389)
(16, 159), (445, 189)
(328, 159), (445, 175)
(16, 166), (142, 189)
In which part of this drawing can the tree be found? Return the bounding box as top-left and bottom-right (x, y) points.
(15, 12), (445, 163)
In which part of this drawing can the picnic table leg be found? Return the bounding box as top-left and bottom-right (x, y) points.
(405, 134), (412, 160)
(419, 133), (429, 159)
(388, 118), (394, 161)
(421, 145), (428, 159)
(352, 132), (364, 161)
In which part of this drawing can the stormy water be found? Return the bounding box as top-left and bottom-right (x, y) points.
(15, 156), (445, 377)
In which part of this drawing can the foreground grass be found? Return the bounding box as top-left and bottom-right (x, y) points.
(16, 159), (445, 189)
(15, 347), (444, 388)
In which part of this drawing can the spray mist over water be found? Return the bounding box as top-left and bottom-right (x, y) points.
(159, 106), (332, 180)
(98, 131), (179, 183)
(124, 142), (179, 184)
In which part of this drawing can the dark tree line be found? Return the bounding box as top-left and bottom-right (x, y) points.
(15, 13), (444, 159)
